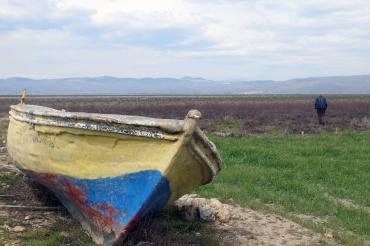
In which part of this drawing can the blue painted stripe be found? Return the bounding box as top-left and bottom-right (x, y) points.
(60, 170), (171, 224)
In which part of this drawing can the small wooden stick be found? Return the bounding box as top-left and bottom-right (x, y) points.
(0, 195), (17, 199)
(21, 89), (27, 104)
(0, 205), (64, 211)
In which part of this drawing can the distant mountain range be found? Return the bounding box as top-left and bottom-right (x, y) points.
(1, 74), (370, 95)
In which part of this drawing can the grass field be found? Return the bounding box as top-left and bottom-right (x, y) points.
(198, 132), (370, 245)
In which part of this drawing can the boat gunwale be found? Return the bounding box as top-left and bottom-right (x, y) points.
(10, 104), (184, 134)
(9, 110), (180, 141)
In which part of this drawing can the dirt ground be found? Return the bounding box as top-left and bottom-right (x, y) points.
(0, 144), (340, 246)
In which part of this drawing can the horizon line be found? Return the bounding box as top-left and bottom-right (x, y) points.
(1, 73), (370, 82)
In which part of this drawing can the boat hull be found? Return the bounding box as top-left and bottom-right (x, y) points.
(7, 104), (222, 245)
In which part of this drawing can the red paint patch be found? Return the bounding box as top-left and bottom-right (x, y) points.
(61, 181), (116, 228)
(60, 180), (124, 233)
(24, 171), (128, 236)
(63, 182), (86, 204)
(96, 202), (119, 225)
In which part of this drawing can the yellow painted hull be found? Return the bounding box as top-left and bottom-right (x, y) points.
(7, 104), (221, 245)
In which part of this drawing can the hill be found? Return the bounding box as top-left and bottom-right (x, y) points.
(1, 74), (370, 95)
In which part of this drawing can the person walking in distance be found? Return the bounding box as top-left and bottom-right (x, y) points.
(315, 95), (328, 125)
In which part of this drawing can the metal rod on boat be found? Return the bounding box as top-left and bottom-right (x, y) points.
(21, 89), (27, 104)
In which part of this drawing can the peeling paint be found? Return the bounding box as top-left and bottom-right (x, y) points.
(11, 110), (171, 140)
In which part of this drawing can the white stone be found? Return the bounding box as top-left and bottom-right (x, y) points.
(187, 194), (198, 199)
(324, 232), (333, 240)
(194, 198), (207, 207)
(9, 226), (26, 233)
(175, 195), (232, 223)
(209, 198), (223, 209)
(216, 207), (231, 223)
(199, 205), (216, 222)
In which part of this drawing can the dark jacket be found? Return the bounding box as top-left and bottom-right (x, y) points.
(315, 96), (327, 110)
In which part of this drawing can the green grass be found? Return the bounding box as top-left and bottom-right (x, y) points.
(0, 173), (16, 183)
(0, 217), (91, 246)
(0, 212), (92, 246)
(198, 132), (370, 245)
(0, 118), (8, 144)
(0, 173), (20, 195)
(18, 218), (92, 246)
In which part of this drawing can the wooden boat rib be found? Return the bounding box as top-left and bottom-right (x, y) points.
(7, 104), (222, 245)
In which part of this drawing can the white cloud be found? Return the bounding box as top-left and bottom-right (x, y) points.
(0, 0), (369, 80)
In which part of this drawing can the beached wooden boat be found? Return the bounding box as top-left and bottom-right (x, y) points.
(7, 103), (221, 245)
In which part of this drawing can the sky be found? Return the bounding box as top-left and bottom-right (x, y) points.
(0, 0), (370, 80)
